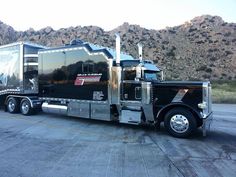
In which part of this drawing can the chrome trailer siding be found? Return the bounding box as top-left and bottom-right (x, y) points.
(141, 82), (155, 122)
(110, 67), (121, 105)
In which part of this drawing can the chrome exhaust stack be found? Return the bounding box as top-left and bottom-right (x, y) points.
(115, 33), (121, 66)
(135, 43), (143, 81)
(138, 43), (143, 61)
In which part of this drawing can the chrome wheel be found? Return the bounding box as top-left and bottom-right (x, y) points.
(21, 101), (30, 115)
(164, 108), (197, 138)
(170, 114), (189, 133)
(7, 97), (19, 113)
(20, 99), (33, 115)
(8, 100), (16, 112)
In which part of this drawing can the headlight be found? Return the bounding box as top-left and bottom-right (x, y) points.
(198, 102), (207, 109)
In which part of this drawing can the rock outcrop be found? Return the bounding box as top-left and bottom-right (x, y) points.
(0, 15), (235, 80)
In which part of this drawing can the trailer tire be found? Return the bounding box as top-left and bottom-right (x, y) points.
(6, 97), (19, 113)
(20, 99), (33, 116)
(164, 108), (197, 138)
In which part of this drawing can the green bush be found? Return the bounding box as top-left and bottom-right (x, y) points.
(211, 81), (236, 103)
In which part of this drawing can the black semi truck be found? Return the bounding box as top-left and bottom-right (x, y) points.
(0, 35), (213, 138)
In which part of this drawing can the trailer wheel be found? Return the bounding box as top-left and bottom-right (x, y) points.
(20, 99), (33, 116)
(164, 108), (197, 138)
(6, 97), (19, 113)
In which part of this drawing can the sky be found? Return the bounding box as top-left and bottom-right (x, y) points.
(0, 0), (235, 31)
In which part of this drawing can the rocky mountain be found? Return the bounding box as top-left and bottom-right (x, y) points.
(0, 15), (235, 80)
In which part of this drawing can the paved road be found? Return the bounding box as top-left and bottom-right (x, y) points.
(0, 104), (235, 177)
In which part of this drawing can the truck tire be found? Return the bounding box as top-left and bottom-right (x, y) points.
(6, 97), (19, 113)
(20, 99), (33, 116)
(164, 108), (197, 138)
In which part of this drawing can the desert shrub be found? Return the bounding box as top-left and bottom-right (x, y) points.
(221, 73), (227, 77)
(210, 57), (217, 61)
(224, 32), (231, 37)
(202, 74), (211, 79)
(221, 22), (227, 26)
(166, 50), (175, 57)
(168, 29), (176, 34)
(205, 68), (212, 73)
(189, 28), (197, 33)
(225, 50), (233, 56)
(209, 19), (215, 23)
(208, 49), (213, 52)
(196, 65), (207, 71)
(196, 40), (205, 44)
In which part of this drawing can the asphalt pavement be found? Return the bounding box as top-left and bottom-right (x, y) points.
(0, 104), (235, 177)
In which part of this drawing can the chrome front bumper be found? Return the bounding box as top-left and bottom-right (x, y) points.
(202, 112), (213, 136)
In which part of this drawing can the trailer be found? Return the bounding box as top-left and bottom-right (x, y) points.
(0, 42), (45, 113)
(0, 36), (213, 138)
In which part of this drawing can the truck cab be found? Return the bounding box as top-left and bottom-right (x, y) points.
(110, 37), (212, 138)
(114, 57), (212, 137)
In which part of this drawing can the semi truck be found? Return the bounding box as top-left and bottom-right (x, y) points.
(0, 35), (213, 138)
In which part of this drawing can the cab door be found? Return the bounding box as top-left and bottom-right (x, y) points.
(119, 67), (143, 124)
(121, 68), (142, 102)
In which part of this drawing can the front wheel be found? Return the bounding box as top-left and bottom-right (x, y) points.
(20, 99), (33, 115)
(164, 108), (197, 138)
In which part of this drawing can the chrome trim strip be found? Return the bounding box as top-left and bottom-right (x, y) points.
(39, 97), (108, 104)
(120, 100), (142, 106)
(19, 44), (24, 88)
(122, 80), (142, 84)
(172, 89), (188, 102)
(0, 89), (21, 96)
(24, 63), (38, 66)
(38, 46), (109, 60)
(0, 41), (46, 50)
(24, 54), (38, 58)
(0, 42), (23, 49)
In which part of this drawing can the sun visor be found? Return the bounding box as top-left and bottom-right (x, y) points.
(142, 63), (160, 72)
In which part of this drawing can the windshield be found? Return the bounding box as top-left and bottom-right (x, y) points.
(144, 71), (160, 81)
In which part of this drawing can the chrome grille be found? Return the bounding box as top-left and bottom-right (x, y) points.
(202, 82), (212, 117)
(208, 83), (212, 113)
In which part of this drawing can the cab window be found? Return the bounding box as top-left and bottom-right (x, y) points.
(123, 69), (136, 80)
(144, 71), (159, 81)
